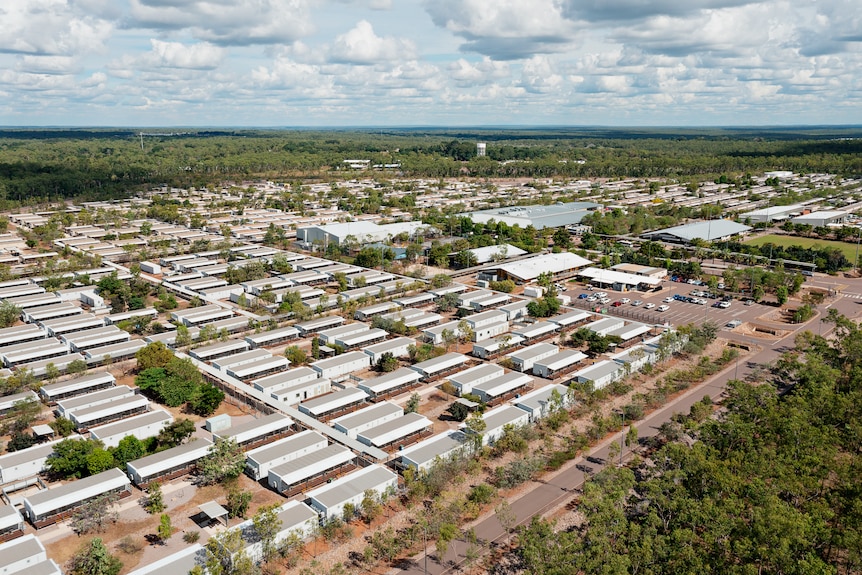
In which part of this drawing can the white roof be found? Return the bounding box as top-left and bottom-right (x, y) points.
(578, 267), (662, 286)
(24, 468), (128, 518)
(491, 252), (593, 282)
(465, 244), (527, 264)
(357, 367), (421, 395)
(298, 386), (368, 416)
(305, 464), (397, 510)
(127, 438), (213, 478)
(357, 413), (432, 447)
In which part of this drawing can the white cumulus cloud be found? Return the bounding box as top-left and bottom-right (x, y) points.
(329, 20), (416, 64)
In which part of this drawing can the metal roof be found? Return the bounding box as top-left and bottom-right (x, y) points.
(269, 443), (355, 486)
(641, 219), (751, 242)
(246, 430), (328, 466)
(462, 202), (602, 230)
(399, 431), (467, 469)
(24, 468), (129, 518)
(331, 401), (403, 432)
(127, 438), (213, 477)
(490, 252), (593, 282)
(305, 464), (397, 510)
(357, 413), (432, 447)
(578, 267), (662, 286)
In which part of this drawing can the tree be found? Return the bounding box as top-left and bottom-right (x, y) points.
(157, 513), (173, 544)
(70, 492), (119, 535)
(446, 401), (470, 422)
(189, 382), (225, 416)
(48, 438), (103, 479)
(204, 528), (247, 575)
(157, 419), (195, 448)
(405, 392), (421, 414)
(86, 448), (115, 475)
(198, 437), (246, 485)
(360, 489), (382, 524)
(431, 273), (452, 288)
(144, 481), (165, 514)
(0, 301), (21, 328)
(68, 538), (122, 575)
(495, 500), (517, 546)
(50, 416), (75, 437)
(225, 487), (253, 519)
(6, 431), (37, 452)
(776, 285), (789, 306)
(136, 342), (175, 371)
(252, 504), (283, 562)
(376, 352), (399, 372)
(465, 412), (487, 451)
(67, 358), (89, 375)
(285, 345), (308, 365)
(311, 336), (320, 359)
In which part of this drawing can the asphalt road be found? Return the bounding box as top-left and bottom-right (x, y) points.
(395, 274), (862, 575)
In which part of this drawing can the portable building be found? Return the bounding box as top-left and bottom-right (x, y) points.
(547, 310), (592, 329)
(67, 394), (149, 430)
(245, 430), (328, 481)
(83, 339), (147, 362)
(252, 366), (317, 394)
(144, 327), (201, 347)
(532, 350), (588, 379)
(410, 352), (468, 380)
(469, 292), (511, 310)
(357, 367), (421, 399)
(0, 324), (46, 347)
(354, 302), (401, 321)
(428, 284), (467, 298)
(471, 334), (524, 359)
(393, 293), (435, 308)
(297, 386), (368, 419)
(0, 390), (38, 416)
(62, 326), (129, 352)
(39, 314), (105, 337)
(585, 317), (626, 336)
(22, 468), (130, 528)
(572, 360), (627, 391)
(245, 327), (300, 348)
(356, 413), (432, 450)
(228, 355), (290, 381)
(511, 321), (559, 343)
(317, 323), (370, 345)
(0, 534), (59, 573)
(139, 261), (162, 275)
(295, 315), (344, 336)
(334, 328), (388, 350)
(499, 300), (529, 321)
(190, 339), (249, 362)
(198, 315), (248, 334)
(448, 364), (504, 396)
(211, 349), (272, 371)
(55, 385), (134, 419)
(234, 501), (318, 562)
(465, 310), (508, 330)
(605, 322), (651, 343)
(304, 464), (397, 521)
(505, 342), (559, 373)
(178, 307), (234, 326)
(2, 342), (70, 369)
(88, 409), (173, 448)
(0, 437), (80, 484)
(0, 283), (44, 300)
(331, 401), (403, 439)
(126, 545), (203, 575)
(270, 377), (332, 405)
(398, 431), (467, 473)
(472, 372), (534, 404)
(6, 293), (59, 311)
(361, 337), (413, 365)
(104, 308), (158, 325)
(0, 505), (24, 543)
(126, 438), (213, 487)
(399, 311), (442, 330)
(466, 405), (530, 446)
(610, 343), (659, 372)
(268, 444), (356, 496)
(310, 351), (371, 380)
(214, 413), (294, 450)
(515, 384), (575, 422)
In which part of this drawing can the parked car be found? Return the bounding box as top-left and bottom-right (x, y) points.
(717, 282), (725, 289)
(657, 304), (670, 312)
(612, 301), (623, 307)
(802, 270), (814, 277)
(726, 319), (742, 328)
(664, 296), (675, 303)
(644, 303), (656, 309)
(632, 300), (643, 306)
(620, 298), (631, 304)
(599, 297), (611, 304)
(578, 293), (589, 299)
(587, 295), (598, 302)
(718, 301), (731, 309)
(744, 299), (755, 306)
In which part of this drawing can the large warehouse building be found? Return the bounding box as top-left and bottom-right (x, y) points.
(296, 221), (432, 248)
(640, 220), (751, 244)
(790, 211), (849, 227)
(460, 202), (602, 230)
(481, 251), (593, 283)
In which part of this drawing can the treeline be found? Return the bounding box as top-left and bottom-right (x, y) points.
(512, 310), (862, 575)
(1, 128), (862, 207)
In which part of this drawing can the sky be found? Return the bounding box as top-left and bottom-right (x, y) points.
(0, 0), (860, 127)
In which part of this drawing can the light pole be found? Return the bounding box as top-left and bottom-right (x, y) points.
(855, 226), (862, 270)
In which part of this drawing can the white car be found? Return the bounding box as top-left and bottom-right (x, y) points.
(644, 303), (656, 309)
(657, 304), (670, 312)
(599, 297), (611, 304)
(587, 295), (598, 302)
(632, 300), (643, 306)
(718, 301), (731, 309)
(663, 296), (674, 303)
(595, 292), (608, 298)
(620, 298), (631, 304)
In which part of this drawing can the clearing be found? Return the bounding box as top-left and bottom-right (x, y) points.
(744, 234), (859, 262)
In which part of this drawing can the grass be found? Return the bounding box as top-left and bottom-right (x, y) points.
(744, 234), (860, 263)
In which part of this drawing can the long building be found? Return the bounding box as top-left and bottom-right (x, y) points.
(22, 468), (131, 528)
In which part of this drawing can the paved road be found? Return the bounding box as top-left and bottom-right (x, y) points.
(396, 276), (862, 575)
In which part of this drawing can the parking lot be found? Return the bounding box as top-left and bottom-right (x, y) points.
(562, 279), (767, 330)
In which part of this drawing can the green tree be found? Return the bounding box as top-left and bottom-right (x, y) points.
(311, 336), (321, 359)
(156, 419), (195, 448)
(50, 416), (76, 437)
(86, 448), (116, 475)
(47, 438), (102, 479)
(157, 513), (172, 543)
(376, 352), (399, 372)
(405, 392), (421, 414)
(144, 481), (165, 514)
(776, 285), (789, 306)
(68, 538), (122, 575)
(0, 301), (21, 328)
(252, 504), (283, 562)
(136, 341), (174, 370)
(285, 345), (308, 365)
(225, 487), (253, 519)
(67, 358), (89, 375)
(189, 382), (225, 416)
(198, 437), (246, 485)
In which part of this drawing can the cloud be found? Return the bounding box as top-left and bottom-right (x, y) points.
(0, 0), (113, 56)
(148, 40), (225, 69)
(561, 0), (761, 23)
(425, 0), (577, 59)
(128, 0), (316, 45)
(329, 20), (416, 64)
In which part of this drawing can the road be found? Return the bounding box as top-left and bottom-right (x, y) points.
(395, 274), (862, 575)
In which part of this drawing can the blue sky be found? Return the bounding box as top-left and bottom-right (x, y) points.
(0, 0), (860, 127)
